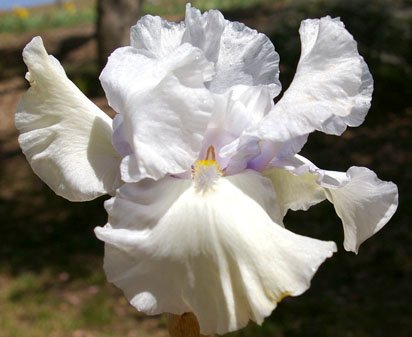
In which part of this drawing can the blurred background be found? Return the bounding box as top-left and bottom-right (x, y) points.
(0, 0), (411, 336)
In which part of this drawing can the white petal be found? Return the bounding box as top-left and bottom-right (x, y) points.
(267, 155), (398, 253)
(222, 134), (261, 175)
(258, 16), (373, 156)
(131, 5), (281, 95)
(95, 171), (336, 334)
(263, 167), (326, 217)
(130, 15), (185, 57)
(271, 154), (350, 188)
(184, 4), (281, 94)
(15, 37), (121, 201)
(213, 84), (275, 131)
(182, 4), (226, 64)
(226, 170), (283, 225)
(100, 44), (215, 182)
(208, 85), (275, 174)
(324, 167), (398, 253)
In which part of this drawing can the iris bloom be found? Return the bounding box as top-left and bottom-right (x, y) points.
(16, 4), (398, 335)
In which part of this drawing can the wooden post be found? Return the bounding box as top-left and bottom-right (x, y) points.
(168, 313), (212, 337)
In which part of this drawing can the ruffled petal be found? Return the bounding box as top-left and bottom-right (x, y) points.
(182, 4), (226, 64)
(266, 155), (398, 253)
(100, 43), (215, 182)
(184, 4), (281, 94)
(130, 15), (185, 57)
(95, 171), (336, 334)
(15, 37), (121, 201)
(324, 167), (398, 253)
(257, 16), (373, 157)
(130, 5), (281, 95)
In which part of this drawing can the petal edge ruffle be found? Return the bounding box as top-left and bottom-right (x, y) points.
(100, 43), (215, 182)
(266, 156), (398, 253)
(257, 16), (373, 157)
(95, 171), (336, 334)
(16, 37), (121, 201)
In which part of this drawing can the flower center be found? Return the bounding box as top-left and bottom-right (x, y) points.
(193, 146), (222, 193)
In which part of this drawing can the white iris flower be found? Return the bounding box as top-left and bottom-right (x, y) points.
(15, 4), (398, 335)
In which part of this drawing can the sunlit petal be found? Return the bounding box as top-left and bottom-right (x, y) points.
(15, 37), (121, 201)
(184, 4), (281, 94)
(95, 171), (336, 334)
(131, 15), (185, 57)
(130, 4), (280, 95)
(258, 16), (373, 157)
(324, 167), (398, 253)
(100, 43), (215, 182)
(266, 155), (398, 253)
(212, 85), (275, 174)
(263, 167), (326, 217)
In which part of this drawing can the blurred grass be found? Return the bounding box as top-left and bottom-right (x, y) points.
(0, 0), (411, 336)
(0, 1), (96, 33)
(0, 0), (275, 33)
(144, 0), (276, 15)
(0, 273), (161, 337)
(0, 8), (95, 33)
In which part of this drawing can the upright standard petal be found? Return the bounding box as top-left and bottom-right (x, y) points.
(95, 171), (336, 334)
(15, 37), (121, 201)
(130, 15), (185, 58)
(100, 43), (215, 182)
(257, 16), (373, 157)
(265, 156), (398, 253)
(184, 4), (281, 94)
(130, 4), (281, 95)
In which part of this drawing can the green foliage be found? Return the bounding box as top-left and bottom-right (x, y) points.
(142, 0), (275, 15)
(0, 0), (276, 33)
(0, 7), (95, 33)
(7, 272), (46, 303)
(79, 292), (113, 326)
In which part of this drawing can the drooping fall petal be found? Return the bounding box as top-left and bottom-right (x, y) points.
(265, 156), (398, 253)
(15, 37), (121, 201)
(95, 170), (336, 334)
(324, 167), (398, 253)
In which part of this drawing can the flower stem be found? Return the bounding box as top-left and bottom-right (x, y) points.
(167, 313), (212, 337)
